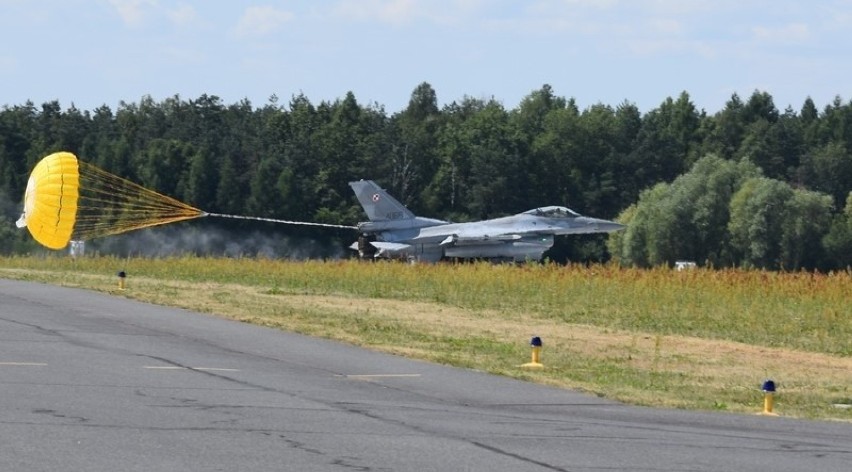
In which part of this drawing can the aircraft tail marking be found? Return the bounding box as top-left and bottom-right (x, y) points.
(349, 180), (415, 222)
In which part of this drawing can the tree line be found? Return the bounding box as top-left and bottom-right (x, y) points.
(1, 83), (850, 269)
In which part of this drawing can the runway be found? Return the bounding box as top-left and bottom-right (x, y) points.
(1, 279), (849, 471)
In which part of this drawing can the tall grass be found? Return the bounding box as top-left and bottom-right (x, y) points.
(3, 256), (849, 355)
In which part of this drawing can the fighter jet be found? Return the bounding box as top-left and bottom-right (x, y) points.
(349, 180), (624, 262)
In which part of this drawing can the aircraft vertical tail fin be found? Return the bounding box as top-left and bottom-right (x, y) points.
(349, 180), (416, 222)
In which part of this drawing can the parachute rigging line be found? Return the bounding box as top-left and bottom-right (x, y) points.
(73, 159), (204, 242)
(203, 213), (356, 230)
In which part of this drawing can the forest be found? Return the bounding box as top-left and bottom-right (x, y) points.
(1, 82), (851, 270)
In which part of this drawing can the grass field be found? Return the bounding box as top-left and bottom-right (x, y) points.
(1, 255), (850, 421)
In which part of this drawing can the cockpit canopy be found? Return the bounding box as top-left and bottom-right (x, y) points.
(524, 206), (581, 218)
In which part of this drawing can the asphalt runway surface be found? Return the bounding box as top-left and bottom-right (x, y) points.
(0, 279), (849, 471)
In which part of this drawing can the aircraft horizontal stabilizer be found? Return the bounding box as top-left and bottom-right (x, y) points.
(366, 241), (411, 257)
(371, 241), (412, 251)
(351, 240), (415, 258)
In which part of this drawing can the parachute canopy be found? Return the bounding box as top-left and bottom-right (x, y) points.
(18, 152), (204, 250)
(16, 152), (80, 249)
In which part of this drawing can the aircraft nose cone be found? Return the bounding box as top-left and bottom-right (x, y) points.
(605, 222), (626, 232)
(587, 218), (625, 233)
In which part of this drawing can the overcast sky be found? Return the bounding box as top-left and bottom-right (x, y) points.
(2, 0), (851, 115)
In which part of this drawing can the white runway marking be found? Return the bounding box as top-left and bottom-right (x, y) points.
(343, 374), (421, 379)
(0, 362), (48, 366)
(143, 366), (240, 372)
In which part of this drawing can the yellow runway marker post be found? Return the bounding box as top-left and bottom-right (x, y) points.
(759, 379), (779, 416)
(521, 336), (544, 369)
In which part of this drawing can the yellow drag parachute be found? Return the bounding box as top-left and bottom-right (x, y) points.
(17, 152), (349, 251)
(17, 152), (204, 250)
(16, 152), (80, 249)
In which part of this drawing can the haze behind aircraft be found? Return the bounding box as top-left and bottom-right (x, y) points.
(349, 180), (624, 262)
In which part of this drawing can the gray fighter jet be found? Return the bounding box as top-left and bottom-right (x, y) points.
(349, 180), (624, 262)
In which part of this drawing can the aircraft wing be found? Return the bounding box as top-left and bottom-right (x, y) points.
(434, 226), (554, 261)
(439, 232), (523, 246)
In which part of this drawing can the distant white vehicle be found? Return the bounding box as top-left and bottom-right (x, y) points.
(675, 261), (697, 271)
(69, 240), (86, 257)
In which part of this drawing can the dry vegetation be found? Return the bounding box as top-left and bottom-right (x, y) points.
(1, 255), (849, 421)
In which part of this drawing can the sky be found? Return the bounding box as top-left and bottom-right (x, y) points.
(2, 0), (851, 115)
